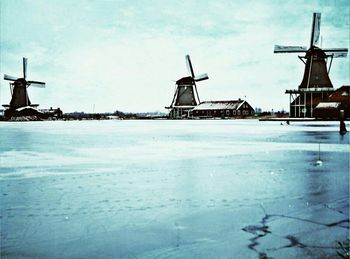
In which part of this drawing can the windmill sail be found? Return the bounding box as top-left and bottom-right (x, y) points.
(185, 55), (195, 78)
(323, 48), (348, 58)
(4, 74), (19, 81)
(28, 81), (46, 88)
(194, 73), (209, 82)
(23, 57), (28, 79)
(310, 13), (321, 47)
(274, 45), (308, 53)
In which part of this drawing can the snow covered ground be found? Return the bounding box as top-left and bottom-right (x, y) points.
(0, 120), (349, 258)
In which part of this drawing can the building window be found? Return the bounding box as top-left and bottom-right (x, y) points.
(233, 110), (236, 115)
(251, 111), (254, 115)
(237, 110), (241, 115)
(226, 110), (230, 116)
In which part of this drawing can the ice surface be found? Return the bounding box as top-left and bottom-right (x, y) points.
(0, 120), (349, 258)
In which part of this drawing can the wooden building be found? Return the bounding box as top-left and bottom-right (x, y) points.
(314, 86), (350, 119)
(166, 55), (208, 119)
(274, 13), (348, 118)
(166, 76), (200, 119)
(190, 99), (254, 119)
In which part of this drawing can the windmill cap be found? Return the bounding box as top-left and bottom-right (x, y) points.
(176, 76), (194, 85)
(305, 46), (327, 58)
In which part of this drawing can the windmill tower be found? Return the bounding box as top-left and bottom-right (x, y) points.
(166, 55), (209, 119)
(3, 57), (46, 117)
(274, 13), (348, 118)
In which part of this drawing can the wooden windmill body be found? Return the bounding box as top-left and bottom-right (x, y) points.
(274, 13), (348, 118)
(3, 58), (46, 118)
(166, 55), (208, 119)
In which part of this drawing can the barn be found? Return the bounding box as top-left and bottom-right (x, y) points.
(314, 86), (350, 119)
(190, 99), (254, 119)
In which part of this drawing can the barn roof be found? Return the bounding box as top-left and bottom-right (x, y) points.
(192, 100), (246, 110)
(328, 85), (350, 102)
(315, 102), (341, 109)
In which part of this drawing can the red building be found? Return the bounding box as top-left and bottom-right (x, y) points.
(314, 86), (350, 119)
(190, 99), (254, 119)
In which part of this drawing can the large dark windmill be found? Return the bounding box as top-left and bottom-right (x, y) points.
(166, 55), (209, 119)
(274, 13), (348, 118)
(3, 57), (46, 117)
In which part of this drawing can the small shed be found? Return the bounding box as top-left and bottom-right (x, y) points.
(313, 102), (342, 119)
(313, 86), (350, 119)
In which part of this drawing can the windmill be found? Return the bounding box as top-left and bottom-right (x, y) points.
(274, 13), (348, 118)
(166, 54), (209, 119)
(3, 57), (46, 117)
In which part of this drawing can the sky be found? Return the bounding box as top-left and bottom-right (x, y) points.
(0, 0), (349, 113)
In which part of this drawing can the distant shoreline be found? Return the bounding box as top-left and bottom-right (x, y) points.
(0, 115), (348, 122)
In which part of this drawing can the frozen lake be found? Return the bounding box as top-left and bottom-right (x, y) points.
(0, 120), (349, 258)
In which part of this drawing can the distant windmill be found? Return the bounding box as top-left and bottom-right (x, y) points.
(166, 55), (209, 119)
(274, 13), (348, 118)
(3, 57), (45, 116)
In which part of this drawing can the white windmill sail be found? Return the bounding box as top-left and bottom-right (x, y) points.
(4, 74), (19, 81)
(310, 13), (321, 47)
(274, 45), (308, 53)
(323, 48), (348, 58)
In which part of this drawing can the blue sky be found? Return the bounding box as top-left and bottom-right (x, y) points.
(0, 0), (349, 113)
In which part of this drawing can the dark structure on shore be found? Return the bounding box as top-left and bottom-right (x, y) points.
(166, 55), (209, 119)
(2, 57), (62, 119)
(3, 57), (47, 118)
(314, 86), (350, 119)
(274, 13), (348, 118)
(165, 54), (256, 119)
(190, 99), (254, 118)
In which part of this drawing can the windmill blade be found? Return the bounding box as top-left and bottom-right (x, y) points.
(310, 13), (321, 47)
(4, 74), (19, 81)
(185, 55), (195, 78)
(324, 48), (348, 58)
(28, 81), (46, 88)
(23, 57), (28, 79)
(327, 52), (348, 58)
(194, 73), (209, 82)
(274, 45), (308, 53)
